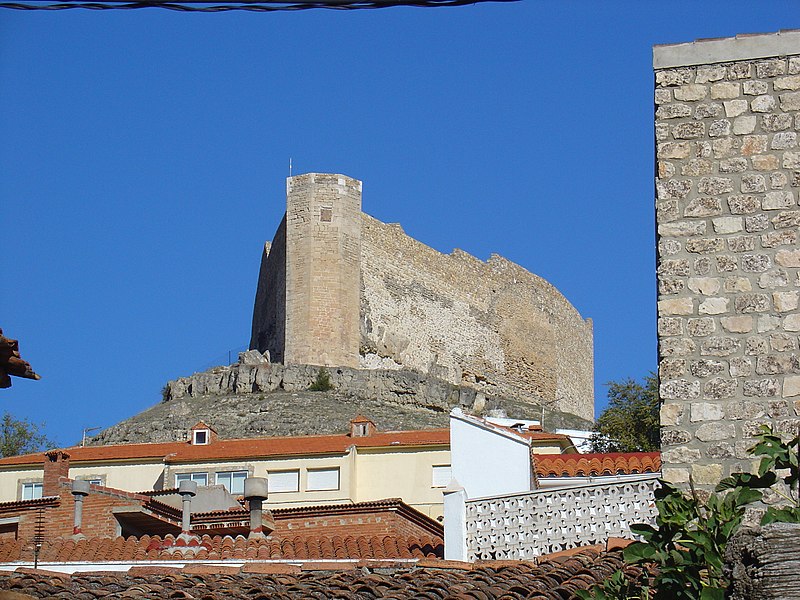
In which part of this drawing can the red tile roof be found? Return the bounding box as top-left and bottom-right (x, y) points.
(1, 532), (443, 562)
(534, 452), (662, 478)
(0, 547), (653, 599)
(0, 429), (452, 467)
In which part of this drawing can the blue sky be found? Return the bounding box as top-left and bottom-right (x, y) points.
(1, 1), (797, 446)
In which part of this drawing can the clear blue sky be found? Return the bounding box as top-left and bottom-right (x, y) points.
(1, 1), (797, 446)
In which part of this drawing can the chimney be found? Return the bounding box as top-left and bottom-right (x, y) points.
(244, 477), (268, 538)
(43, 450), (70, 497)
(350, 415), (376, 438)
(71, 479), (90, 538)
(178, 480), (197, 534)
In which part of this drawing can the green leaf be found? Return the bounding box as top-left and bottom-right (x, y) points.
(716, 471), (776, 491)
(624, 541), (657, 562)
(699, 587), (726, 600)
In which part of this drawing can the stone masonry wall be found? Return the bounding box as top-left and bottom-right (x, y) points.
(654, 32), (800, 488)
(250, 173), (594, 422)
(360, 216), (594, 421)
(283, 174), (362, 368)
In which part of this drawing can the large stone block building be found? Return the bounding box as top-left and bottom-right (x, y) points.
(654, 31), (800, 487)
(250, 173), (594, 421)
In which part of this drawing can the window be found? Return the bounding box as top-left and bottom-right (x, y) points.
(216, 471), (247, 495)
(268, 470), (299, 493)
(431, 465), (452, 488)
(320, 206), (332, 222)
(21, 483), (43, 501)
(175, 472), (208, 487)
(192, 429), (209, 445)
(307, 468), (339, 491)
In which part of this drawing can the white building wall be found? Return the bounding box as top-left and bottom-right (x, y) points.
(449, 408), (532, 500)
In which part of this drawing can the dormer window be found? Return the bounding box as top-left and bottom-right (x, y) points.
(193, 429), (209, 445)
(350, 415), (376, 438)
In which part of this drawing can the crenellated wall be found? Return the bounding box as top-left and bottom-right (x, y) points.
(654, 31), (800, 488)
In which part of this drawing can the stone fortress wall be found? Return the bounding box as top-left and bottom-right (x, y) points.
(251, 173), (594, 422)
(654, 31), (800, 488)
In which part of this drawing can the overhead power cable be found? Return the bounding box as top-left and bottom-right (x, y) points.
(0, 0), (517, 11)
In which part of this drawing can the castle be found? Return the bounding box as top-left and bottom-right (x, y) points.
(250, 173), (594, 422)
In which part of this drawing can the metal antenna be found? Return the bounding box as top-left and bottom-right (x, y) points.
(289, 157), (292, 177)
(82, 426), (102, 447)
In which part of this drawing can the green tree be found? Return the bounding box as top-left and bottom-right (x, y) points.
(589, 373), (660, 453)
(0, 411), (54, 458)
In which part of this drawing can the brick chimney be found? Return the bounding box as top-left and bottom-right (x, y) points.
(43, 450), (70, 497)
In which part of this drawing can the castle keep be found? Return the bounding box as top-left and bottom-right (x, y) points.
(250, 173), (594, 421)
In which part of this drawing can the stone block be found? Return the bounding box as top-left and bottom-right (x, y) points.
(772, 211), (800, 229)
(743, 379), (780, 398)
(655, 89), (672, 104)
(724, 277), (751, 293)
(703, 378), (738, 400)
(688, 277), (721, 295)
(741, 173), (766, 192)
(661, 338), (697, 357)
(696, 422), (736, 442)
(692, 463), (723, 485)
(756, 355), (790, 375)
(660, 378), (701, 400)
(773, 291), (799, 312)
(742, 80), (767, 95)
(658, 258), (690, 276)
(707, 442), (734, 459)
(662, 428), (692, 445)
(699, 297), (729, 315)
(713, 217), (744, 234)
(660, 278), (685, 295)
(783, 376), (800, 398)
(729, 357), (753, 378)
(673, 122), (705, 139)
(682, 159), (713, 176)
(746, 336), (769, 356)
(719, 158), (749, 173)
(720, 316), (753, 333)
(701, 337), (741, 357)
(759, 269), (789, 289)
(684, 197), (722, 217)
(751, 154), (779, 171)
(723, 99), (748, 117)
(660, 358), (687, 380)
(756, 59), (787, 78)
(728, 195), (761, 215)
(783, 314), (800, 332)
(662, 446), (702, 463)
(779, 91), (800, 111)
(716, 255), (739, 272)
(691, 359), (726, 378)
(740, 254), (770, 272)
(658, 221), (706, 237)
(699, 177), (734, 196)
(732, 115), (756, 135)
(674, 84), (708, 101)
(708, 119), (731, 137)
(734, 294), (770, 313)
(710, 82), (740, 99)
(658, 141), (692, 159)
(686, 237), (726, 253)
(728, 236), (756, 253)
(658, 298), (694, 316)
(775, 249), (800, 267)
(660, 402), (684, 426)
(745, 214), (770, 232)
(771, 132), (798, 150)
(658, 317), (684, 336)
(763, 190), (795, 210)
(769, 333), (797, 352)
(761, 230), (797, 248)
(662, 467), (690, 484)
(695, 257), (712, 275)
(751, 95), (776, 112)
(691, 401), (724, 422)
(688, 317), (715, 337)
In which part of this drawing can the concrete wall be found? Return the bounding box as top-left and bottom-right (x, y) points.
(250, 174), (594, 421)
(654, 31), (800, 488)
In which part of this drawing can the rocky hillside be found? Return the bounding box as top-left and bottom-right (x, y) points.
(91, 351), (592, 445)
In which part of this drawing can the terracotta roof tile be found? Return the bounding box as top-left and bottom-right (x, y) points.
(534, 452), (661, 478)
(0, 429), (451, 467)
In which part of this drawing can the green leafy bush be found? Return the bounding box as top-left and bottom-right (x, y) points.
(309, 367), (333, 392)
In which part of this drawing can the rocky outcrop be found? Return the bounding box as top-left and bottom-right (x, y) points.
(91, 351), (591, 445)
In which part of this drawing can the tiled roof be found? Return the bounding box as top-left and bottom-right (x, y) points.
(1, 532), (443, 562)
(0, 548), (650, 599)
(0, 429), (452, 468)
(534, 452), (662, 478)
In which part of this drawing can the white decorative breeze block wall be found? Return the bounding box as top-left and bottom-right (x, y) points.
(464, 477), (659, 560)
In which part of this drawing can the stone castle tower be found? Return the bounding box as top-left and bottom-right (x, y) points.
(251, 173), (595, 421)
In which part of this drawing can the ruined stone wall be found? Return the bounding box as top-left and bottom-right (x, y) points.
(654, 32), (800, 488)
(360, 216), (594, 421)
(250, 173), (594, 422)
(251, 218), (286, 363)
(283, 174), (362, 368)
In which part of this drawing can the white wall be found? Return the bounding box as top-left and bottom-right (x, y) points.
(449, 408), (532, 500)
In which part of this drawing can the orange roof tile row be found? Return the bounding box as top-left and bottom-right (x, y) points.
(1, 533), (443, 562)
(0, 548), (653, 599)
(534, 452), (662, 478)
(0, 429), (452, 467)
